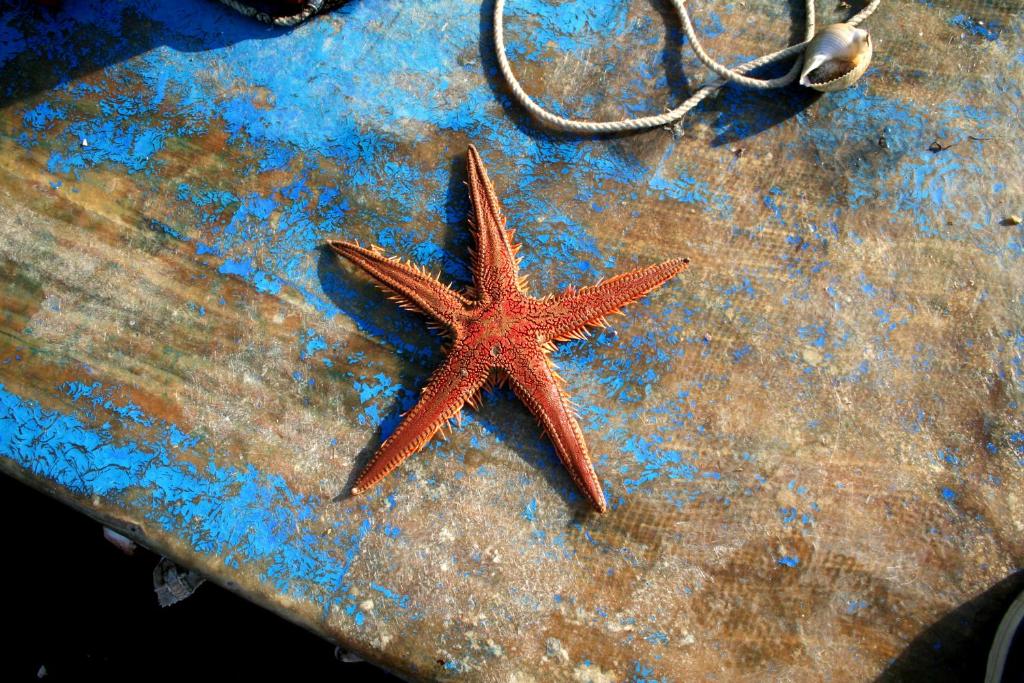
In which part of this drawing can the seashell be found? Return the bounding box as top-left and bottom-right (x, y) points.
(800, 23), (873, 92)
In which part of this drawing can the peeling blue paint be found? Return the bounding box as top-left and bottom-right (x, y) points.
(0, 382), (382, 623)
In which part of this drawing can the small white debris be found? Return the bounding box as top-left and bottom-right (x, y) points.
(546, 637), (570, 663)
(152, 557), (205, 607)
(334, 646), (364, 663)
(573, 662), (616, 683)
(37, 665), (47, 679)
(81, 138), (88, 147)
(103, 527), (137, 555)
(802, 347), (823, 366)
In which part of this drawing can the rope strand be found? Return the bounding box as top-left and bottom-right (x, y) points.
(216, 0), (329, 27)
(494, 0), (881, 134)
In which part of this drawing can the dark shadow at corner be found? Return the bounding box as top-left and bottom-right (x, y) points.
(875, 570), (1024, 682)
(0, 0), (350, 110)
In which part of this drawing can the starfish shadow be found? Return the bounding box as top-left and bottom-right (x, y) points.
(472, 390), (593, 512)
(437, 152), (475, 290)
(315, 245), (445, 499)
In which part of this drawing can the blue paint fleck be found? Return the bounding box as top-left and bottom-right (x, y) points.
(523, 498), (538, 522)
(846, 599), (869, 614)
(370, 582), (411, 609)
(949, 14), (1000, 41)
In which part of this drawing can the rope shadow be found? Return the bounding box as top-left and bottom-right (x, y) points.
(478, 0), (832, 145)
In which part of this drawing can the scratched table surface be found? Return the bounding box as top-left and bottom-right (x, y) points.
(1, 0), (1023, 680)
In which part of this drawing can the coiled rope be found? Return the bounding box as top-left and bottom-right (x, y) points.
(494, 0), (881, 134)
(216, 0), (332, 27)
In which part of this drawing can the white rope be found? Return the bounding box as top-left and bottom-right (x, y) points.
(494, 0), (882, 134)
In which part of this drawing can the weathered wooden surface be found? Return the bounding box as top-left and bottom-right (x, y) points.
(1, 1), (1022, 680)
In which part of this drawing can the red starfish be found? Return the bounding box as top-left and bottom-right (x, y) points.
(328, 146), (688, 513)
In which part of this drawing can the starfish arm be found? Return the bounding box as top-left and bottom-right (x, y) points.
(328, 240), (470, 329)
(501, 344), (607, 513)
(351, 345), (490, 495)
(466, 145), (522, 300)
(534, 258), (689, 343)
